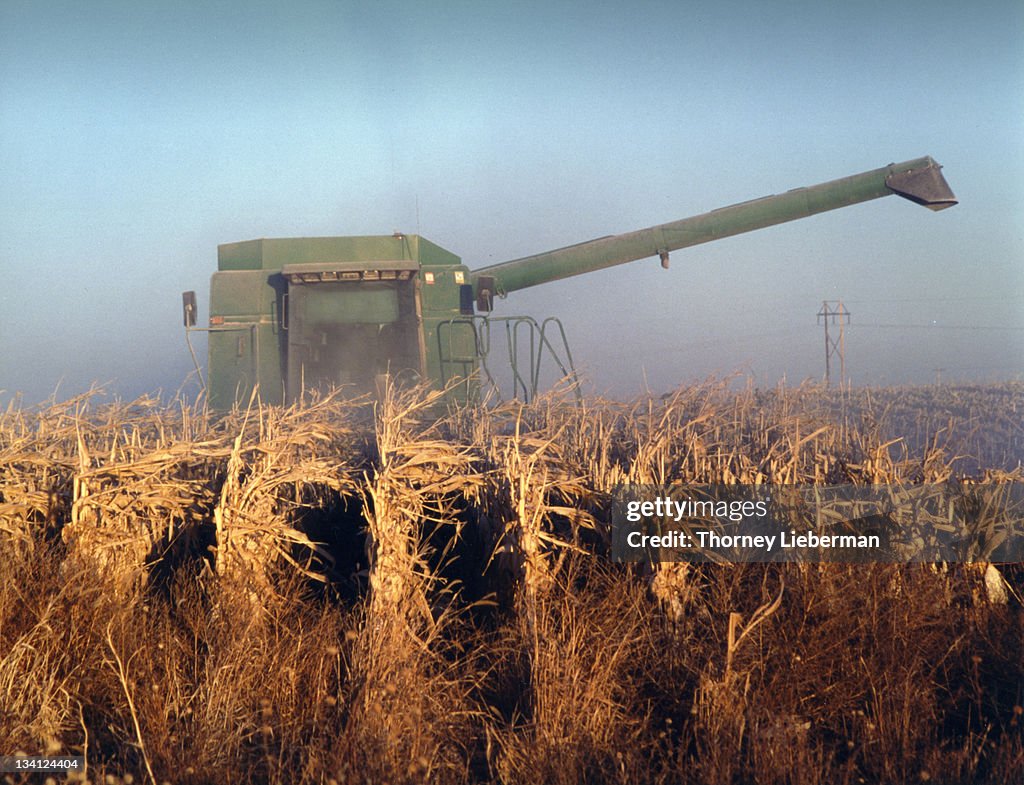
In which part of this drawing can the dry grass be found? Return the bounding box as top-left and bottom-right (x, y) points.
(0, 380), (1022, 784)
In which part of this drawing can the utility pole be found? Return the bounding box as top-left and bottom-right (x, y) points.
(817, 300), (850, 388)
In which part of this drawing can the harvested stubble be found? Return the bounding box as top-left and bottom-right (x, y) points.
(0, 380), (1021, 784)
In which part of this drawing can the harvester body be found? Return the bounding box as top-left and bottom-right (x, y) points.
(185, 157), (955, 407)
(200, 235), (473, 408)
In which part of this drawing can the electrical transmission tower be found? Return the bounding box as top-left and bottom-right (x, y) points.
(817, 300), (850, 387)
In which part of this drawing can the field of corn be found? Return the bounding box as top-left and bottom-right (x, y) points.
(1, 379), (1023, 785)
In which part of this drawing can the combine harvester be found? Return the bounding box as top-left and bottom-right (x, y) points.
(182, 156), (956, 407)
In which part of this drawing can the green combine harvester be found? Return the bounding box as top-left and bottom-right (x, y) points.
(182, 156), (956, 407)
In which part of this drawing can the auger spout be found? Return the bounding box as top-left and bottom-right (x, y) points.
(469, 156), (956, 297)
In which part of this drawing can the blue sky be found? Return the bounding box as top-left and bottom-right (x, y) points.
(1, 0), (1021, 402)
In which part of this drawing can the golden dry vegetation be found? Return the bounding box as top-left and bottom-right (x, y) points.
(1, 380), (1022, 784)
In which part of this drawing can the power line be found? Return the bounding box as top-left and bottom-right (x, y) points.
(842, 296), (1023, 304)
(856, 323), (1024, 332)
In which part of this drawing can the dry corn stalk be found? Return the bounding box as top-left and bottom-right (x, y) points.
(63, 400), (224, 598)
(504, 426), (558, 600)
(482, 406), (596, 637)
(212, 392), (364, 616)
(363, 380), (482, 633)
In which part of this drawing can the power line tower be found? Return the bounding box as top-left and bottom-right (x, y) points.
(817, 300), (850, 387)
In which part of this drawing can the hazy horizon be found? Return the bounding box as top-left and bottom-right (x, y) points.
(2, 0), (1022, 404)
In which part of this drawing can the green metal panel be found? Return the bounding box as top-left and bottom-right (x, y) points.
(208, 323), (284, 408)
(210, 270), (282, 317)
(417, 266), (468, 313)
(208, 271), (285, 407)
(422, 315), (481, 400)
(216, 240), (265, 271)
(416, 265), (478, 400)
(295, 283), (400, 325)
(410, 235), (463, 267)
(217, 235), (461, 271)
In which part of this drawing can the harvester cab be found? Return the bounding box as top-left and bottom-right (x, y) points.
(182, 156), (956, 408)
(183, 235), (492, 407)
